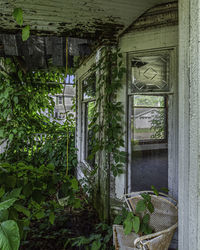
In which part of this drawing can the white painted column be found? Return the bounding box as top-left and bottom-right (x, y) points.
(179, 0), (200, 249)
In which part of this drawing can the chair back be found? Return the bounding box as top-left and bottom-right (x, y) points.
(125, 192), (178, 232)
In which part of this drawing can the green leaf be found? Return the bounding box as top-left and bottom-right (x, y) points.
(73, 199), (81, 209)
(114, 215), (123, 225)
(0, 129), (4, 138)
(35, 211), (45, 220)
(12, 128), (18, 134)
(22, 25), (30, 41)
(142, 214), (150, 224)
(0, 220), (20, 250)
(121, 207), (129, 218)
(91, 239), (101, 250)
(140, 223), (145, 234)
(46, 163), (55, 171)
(17, 71), (23, 82)
(9, 208), (18, 221)
(13, 96), (18, 105)
(147, 202), (154, 213)
(123, 218), (132, 235)
(126, 212), (134, 220)
(0, 187), (5, 199)
(49, 212), (55, 225)
(141, 193), (151, 202)
(151, 185), (159, 196)
(136, 200), (146, 213)
(0, 198), (17, 211)
(0, 210), (9, 222)
(70, 178), (79, 191)
(144, 224), (153, 235)
(14, 204), (30, 217)
(4, 188), (22, 200)
(132, 216), (140, 233)
(9, 134), (14, 141)
(12, 8), (23, 26)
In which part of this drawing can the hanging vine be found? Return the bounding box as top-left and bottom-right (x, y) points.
(88, 46), (126, 177)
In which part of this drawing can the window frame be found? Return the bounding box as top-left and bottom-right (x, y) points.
(126, 48), (177, 196)
(128, 50), (172, 94)
(131, 94), (168, 145)
(80, 72), (96, 168)
(56, 96), (63, 105)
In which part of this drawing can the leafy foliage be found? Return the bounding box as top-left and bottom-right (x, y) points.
(114, 193), (155, 236)
(0, 56), (80, 248)
(69, 223), (114, 250)
(0, 45), (126, 249)
(20, 205), (99, 250)
(0, 57), (70, 166)
(88, 47), (126, 177)
(0, 161), (81, 237)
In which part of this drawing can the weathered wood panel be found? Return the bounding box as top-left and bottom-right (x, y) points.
(0, 0), (176, 39)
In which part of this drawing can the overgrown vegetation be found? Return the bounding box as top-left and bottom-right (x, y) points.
(0, 45), (156, 250)
(0, 51), (118, 249)
(0, 57), (84, 249)
(88, 46), (126, 177)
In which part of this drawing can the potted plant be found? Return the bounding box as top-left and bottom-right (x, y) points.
(113, 190), (178, 250)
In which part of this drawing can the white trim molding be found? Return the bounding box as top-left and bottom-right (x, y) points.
(179, 0), (200, 249)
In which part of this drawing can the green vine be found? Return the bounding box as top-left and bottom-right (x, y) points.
(88, 46), (126, 177)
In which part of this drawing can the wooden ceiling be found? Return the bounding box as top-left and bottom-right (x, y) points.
(0, 0), (176, 40)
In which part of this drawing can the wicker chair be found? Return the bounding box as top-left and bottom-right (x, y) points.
(114, 191), (178, 250)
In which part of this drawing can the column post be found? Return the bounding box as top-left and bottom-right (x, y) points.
(179, 0), (200, 249)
